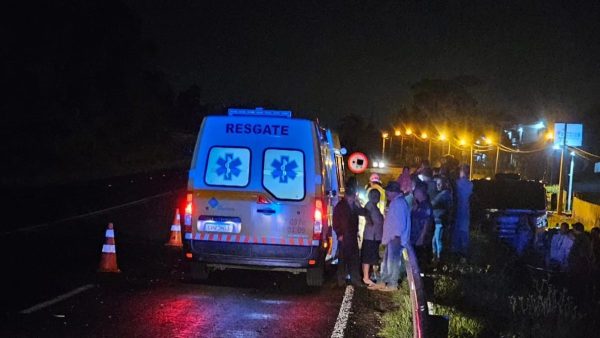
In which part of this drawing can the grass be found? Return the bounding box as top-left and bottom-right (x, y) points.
(378, 229), (599, 337)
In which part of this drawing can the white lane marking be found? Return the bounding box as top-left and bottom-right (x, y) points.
(20, 284), (95, 314)
(244, 312), (281, 320)
(259, 299), (292, 305)
(331, 285), (354, 338)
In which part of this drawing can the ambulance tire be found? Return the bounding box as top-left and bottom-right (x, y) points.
(306, 266), (324, 287)
(190, 262), (209, 281)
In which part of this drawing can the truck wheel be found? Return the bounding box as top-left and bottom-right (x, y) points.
(190, 262), (209, 281)
(306, 266), (324, 287)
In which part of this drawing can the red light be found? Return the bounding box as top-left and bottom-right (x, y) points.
(308, 259), (316, 265)
(185, 252), (192, 259)
(313, 199), (324, 241)
(184, 192), (193, 230)
(257, 195), (270, 204)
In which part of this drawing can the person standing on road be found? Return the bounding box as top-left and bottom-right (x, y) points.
(411, 182), (434, 266)
(333, 182), (366, 287)
(451, 164), (473, 258)
(397, 166), (412, 195)
(431, 176), (453, 262)
(361, 189), (384, 286)
(366, 173), (386, 214)
(369, 181), (411, 292)
(547, 222), (574, 271)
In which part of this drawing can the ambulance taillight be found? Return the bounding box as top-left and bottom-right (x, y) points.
(184, 193), (193, 234)
(313, 199), (326, 241)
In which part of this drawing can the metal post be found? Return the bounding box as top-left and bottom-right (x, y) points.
(381, 136), (386, 160)
(400, 137), (404, 162)
(428, 139), (432, 163)
(557, 123), (567, 214)
(447, 140), (451, 155)
(494, 145), (500, 176)
(567, 153), (575, 212)
(469, 145), (474, 180)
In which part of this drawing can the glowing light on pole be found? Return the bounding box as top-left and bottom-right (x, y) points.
(439, 133), (450, 155)
(381, 132), (389, 159)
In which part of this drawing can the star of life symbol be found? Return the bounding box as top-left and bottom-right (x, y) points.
(216, 153), (242, 180)
(271, 156), (298, 183)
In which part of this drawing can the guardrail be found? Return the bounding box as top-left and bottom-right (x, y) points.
(402, 245), (448, 337)
(402, 245), (429, 337)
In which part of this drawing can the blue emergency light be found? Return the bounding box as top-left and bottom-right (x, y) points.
(227, 107), (292, 118)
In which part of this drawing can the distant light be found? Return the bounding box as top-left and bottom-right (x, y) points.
(421, 132), (428, 139)
(340, 147), (348, 155)
(533, 121), (545, 130)
(379, 162), (386, 168)
(405, 129), (413, 136)
(518, 127), (524, 133)
(570, 151), (575, 156)
(485, 177), (491, 181)
(475, 140), (481, 145)
(439, 133), (447, 141)
(382, 132), (389, 139)
(373, 161), (379, 168)
(545, 132), (554, 140)
(485, 137), (493, 145)
(394, 130), (401, 136)
(553, 144), (561, 150)
(459, 139), (467, 146)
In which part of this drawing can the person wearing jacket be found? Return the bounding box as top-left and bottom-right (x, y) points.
(411, 181), (434, 266)
(333, 182), (367, 287)
(369, 181), (411, 292)
(451, 164), (473, 258)
(361, 189), (384, 286)
(431, 176), (453, 262)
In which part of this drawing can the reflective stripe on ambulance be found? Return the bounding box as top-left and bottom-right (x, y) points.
(185, 232), (318, 246)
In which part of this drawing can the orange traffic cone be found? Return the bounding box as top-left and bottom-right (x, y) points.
(165, 208), (183, 247)
(98, 223), (120, 273)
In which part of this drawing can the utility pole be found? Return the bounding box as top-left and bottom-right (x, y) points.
(567, 153), (575, 212)
(427, 139), (432, 163)
(494, 145), (500, 176)
(557, 124), (567, 214)
(469, 145), (474, 180)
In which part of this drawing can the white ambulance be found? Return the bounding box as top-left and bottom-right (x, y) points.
(183, 108), (345, 286)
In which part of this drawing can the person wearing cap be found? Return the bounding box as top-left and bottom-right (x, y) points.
(369, 181), (411, 292)
(333, 180), (367, 287)
(367, 173), (386, 214)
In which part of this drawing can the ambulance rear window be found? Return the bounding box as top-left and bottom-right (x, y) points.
(204, 146), (251, 187)
(263, 148), (305, 201)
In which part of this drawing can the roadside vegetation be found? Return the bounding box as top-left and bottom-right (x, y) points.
(379, 229), (598, 337)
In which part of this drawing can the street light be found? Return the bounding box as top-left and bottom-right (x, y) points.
(381, 132), (389, 159)
(439, 133), (450, 155)
(421, 132), (432, 162)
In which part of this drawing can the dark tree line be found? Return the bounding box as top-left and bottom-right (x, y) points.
(1, 0), (206, 185)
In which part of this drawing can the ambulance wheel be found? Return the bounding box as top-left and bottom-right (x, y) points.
(306, 266), (324, 287)
(190, 262), (209, 281)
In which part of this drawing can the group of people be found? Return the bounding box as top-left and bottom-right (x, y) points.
(332, 160), (473, 291)
(547, 221), (600, 275)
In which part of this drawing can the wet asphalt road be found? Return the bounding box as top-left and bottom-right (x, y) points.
(0, 172), (345, 337)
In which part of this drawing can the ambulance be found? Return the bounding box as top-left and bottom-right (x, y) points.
(183, 108), (345, 286)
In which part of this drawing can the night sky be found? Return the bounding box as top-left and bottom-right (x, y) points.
(3, 0), (600, 184)
(127, 0), (600, 120)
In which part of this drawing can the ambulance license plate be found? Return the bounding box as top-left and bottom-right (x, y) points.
(198, 216), (241, 233)
(204, 222), (234, 233)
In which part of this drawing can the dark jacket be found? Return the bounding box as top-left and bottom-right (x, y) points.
(432, 189), (453, 225)
(333, 198), (364, 237)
